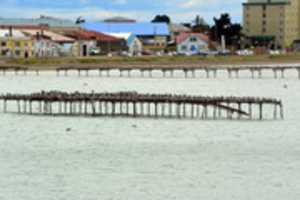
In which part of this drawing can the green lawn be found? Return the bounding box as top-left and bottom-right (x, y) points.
(2, 54), (300, 68)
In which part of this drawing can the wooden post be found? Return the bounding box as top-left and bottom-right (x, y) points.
(235, 70), (239, 78)
(213, 105), (217, 119)
(248, 103), (252, 119)
(58, 102), (62, 114)
(250, 69), (254, 79)
(17, 100), (21, 113)
(23, 100), (27, 114)
(273, 69), (278, 79)
(183, 103), (186, 117)
(84, 101), (88, 115)
(184, 70), (188, 78)
(192, 70), (196, 78)
(29, 101), (32, 114)
(64, 101), (67, 114)
(280, 104), (284, 119)
(205, 69), (210, 78)
(91, 101), (96, 116)
(176, 103), (181, 118)
(191, 104), (195, 118)
(273, 104), (277, 119)
(147, 102), (151, 117)
(112, 102), (116, 116)
(280, 69), (285, 79)
(202, 104), (208, 119)
(259, 103), (263, 120)
(258, 69), (262, 79)
(140, 102), (144, 116)
(213, 69), (217, 78)
(218, 106), (222, 118)
(162, 70), (166, 78)
(238, 103), (242, 119)
(3, 99), (7, 113)
(133, 102), (137, 117)
(168, 103), (173, 117)
(228, 69), (232, 79)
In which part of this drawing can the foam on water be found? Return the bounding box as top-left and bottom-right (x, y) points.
(0, 73), (300, 200)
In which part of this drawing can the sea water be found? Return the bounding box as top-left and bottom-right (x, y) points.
(0, 71), (299, 200)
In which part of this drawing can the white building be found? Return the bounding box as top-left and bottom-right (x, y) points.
(108, 33), (143, 55)
(176, 33), (209, 55)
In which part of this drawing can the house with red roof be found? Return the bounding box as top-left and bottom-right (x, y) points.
(62, 29), (126, 56)
(176, 32), (210, 55)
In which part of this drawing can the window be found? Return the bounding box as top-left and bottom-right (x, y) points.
(15, 41), (21, 47)
(181, 45), (187, 51)
(190, 37), (197, 42)
(15, 50), (21, 56)
(1, 50), (7, 56)
(1, 41), (6, 47)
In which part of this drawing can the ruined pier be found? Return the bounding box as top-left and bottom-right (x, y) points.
(1, 64), (300, 79)
(0, 91), (284, 120)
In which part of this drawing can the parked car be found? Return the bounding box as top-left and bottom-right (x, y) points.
(218, 49), (231, 56)
(89, 48), (100, 56)
(236, 49), (254, 56)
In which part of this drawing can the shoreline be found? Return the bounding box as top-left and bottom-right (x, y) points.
(1, 54), (300, 70)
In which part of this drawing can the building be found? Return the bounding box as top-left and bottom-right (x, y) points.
(176, 33), (209, 55)
(103, 17), (136, 23)
(0, 28), (33, 58)
(108, 33), (143, 55)
(0, 16), (79, 31)
(21, 29), (75, 57)
(62, 29), (126, 56)
(169, 23), (191, 44)
(243, 0), (300, 48)
(83, 22), (170, 51)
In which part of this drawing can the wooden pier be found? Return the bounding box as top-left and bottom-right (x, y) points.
(1, 64), (300, 79)
(0, 91), (284, 120)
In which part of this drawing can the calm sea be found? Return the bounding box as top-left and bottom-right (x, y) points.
(0, 70), (300, 199)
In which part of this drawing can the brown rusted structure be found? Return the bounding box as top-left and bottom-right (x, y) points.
(0, 91), (284, 120)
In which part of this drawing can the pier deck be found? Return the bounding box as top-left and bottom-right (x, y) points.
(1, 64), (300, 79)
(0, 91), (284, 120)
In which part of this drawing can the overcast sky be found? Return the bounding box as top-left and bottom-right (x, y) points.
(0, 0), (246, 24)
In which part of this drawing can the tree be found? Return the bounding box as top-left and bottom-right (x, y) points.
(210, 13), (242, 47)
(75, 16), (85, 24)
(192, 15), (210, 33)
(151, 15), (171, 24)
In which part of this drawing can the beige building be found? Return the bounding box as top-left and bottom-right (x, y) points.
(243, 0), (300, 48)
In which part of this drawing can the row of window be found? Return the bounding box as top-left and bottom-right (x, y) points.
(180, 44), (206, 51)
(1, 49), (32, 56)
(0, 41), (30, 47)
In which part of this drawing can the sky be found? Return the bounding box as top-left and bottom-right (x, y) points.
(0, 0), (246, 24)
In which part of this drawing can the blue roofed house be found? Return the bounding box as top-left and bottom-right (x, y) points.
(83, 22), (170, 51)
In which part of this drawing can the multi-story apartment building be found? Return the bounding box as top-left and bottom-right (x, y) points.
(243, 0), (300, 48)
